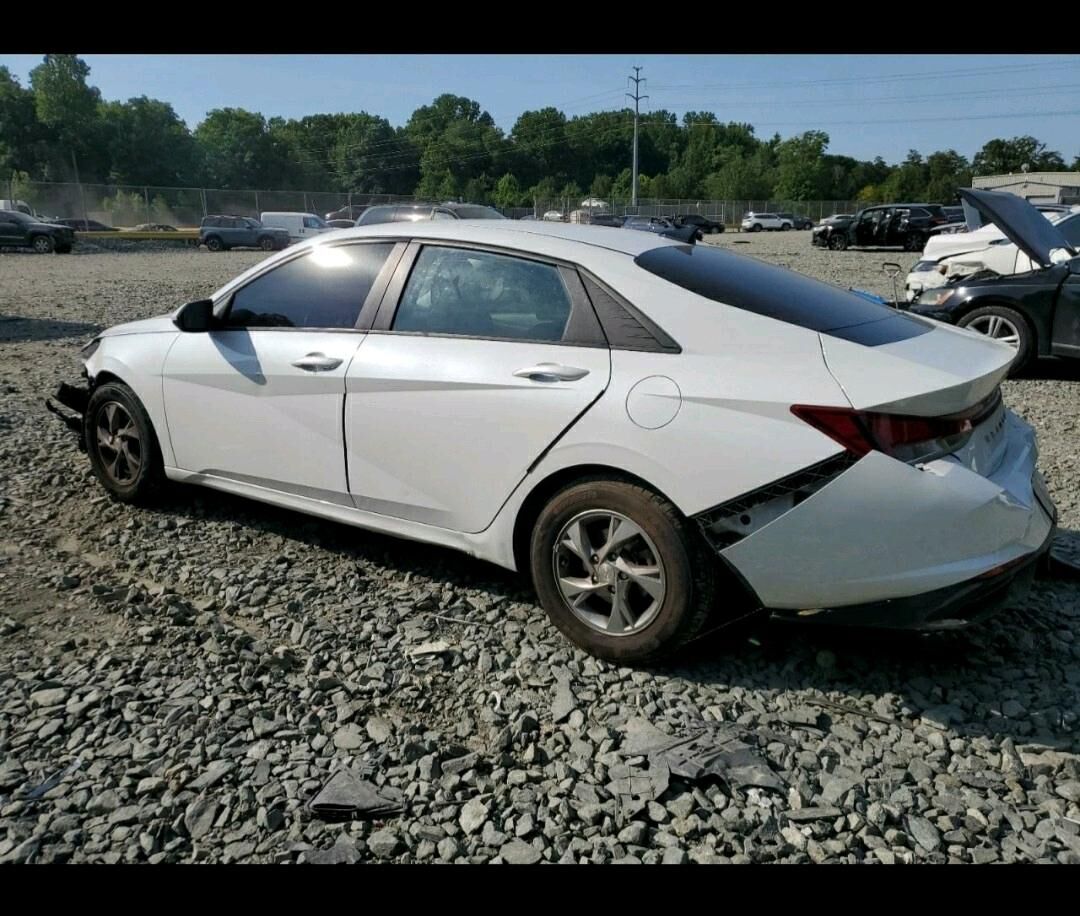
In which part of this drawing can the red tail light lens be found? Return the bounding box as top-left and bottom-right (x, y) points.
(790, 392), (1000, 464)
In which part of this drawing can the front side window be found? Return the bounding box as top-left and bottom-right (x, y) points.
(225, 243), (394, 329)
(303, 216), (325, 229)
(393, 246), (572, 342)
(244, 218), (262, 229)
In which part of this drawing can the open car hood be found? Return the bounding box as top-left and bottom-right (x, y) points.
(958, 188), (1075, 270)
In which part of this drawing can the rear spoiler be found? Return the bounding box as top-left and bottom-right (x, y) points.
(660, 225), (697, 245)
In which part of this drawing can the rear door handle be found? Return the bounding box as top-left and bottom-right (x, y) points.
(513, 363), (590, 383)
(291, 352), (343, 372)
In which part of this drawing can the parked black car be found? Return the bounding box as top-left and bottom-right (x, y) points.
(672, 213), (724, 234)
(325, 204), (370, 222)
(812, 204), (951, 252)
(583, 213), (626, 228)
(622, 216), (701, 243)
(776, 212), (814, 230)
(325, 219), (357, 229)
(200, 215), (290, 252)
(357, 202), (506, 225)
(54, 218), (117, 232)
(0, 210), (75, 253)
(906, 188), (1080, 375)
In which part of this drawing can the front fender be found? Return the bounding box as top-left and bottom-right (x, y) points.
(87, 332), (180, 466)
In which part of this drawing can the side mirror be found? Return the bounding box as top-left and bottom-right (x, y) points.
(174, 299), (216, 332)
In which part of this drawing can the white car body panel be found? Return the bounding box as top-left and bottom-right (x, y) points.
(74, 220), (1054, 622)
(343, 335), (610, 532)
(259, 211), (331, 243)
(162, 330), (364, 500)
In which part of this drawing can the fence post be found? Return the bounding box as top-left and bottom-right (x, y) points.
(303, 192), (309, 213)
(254, 190), (260, 216)
(144, 187), (151, 224)
(200, 189), (207, 217)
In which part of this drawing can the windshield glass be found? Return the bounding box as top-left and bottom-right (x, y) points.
(452, 206), (506, 219)
(244, 218), (262, 228)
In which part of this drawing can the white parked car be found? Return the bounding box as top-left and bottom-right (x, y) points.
(905, 207), (1080, 302)
(542, 210), (565, 222)
(259, 211), (332, 243)
(741, 212), (793, 232)
(50, 222), (1055, 663)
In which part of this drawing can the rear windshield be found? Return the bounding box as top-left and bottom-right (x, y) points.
(450, 206), (506, 219)
(634, 245), (931, 345)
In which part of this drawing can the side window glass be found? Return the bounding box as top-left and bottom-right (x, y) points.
(392, 246), (572, 342)
(225, 243), (394, 329)
(432, 210), (455, 221)
(303, 217), (320, 229)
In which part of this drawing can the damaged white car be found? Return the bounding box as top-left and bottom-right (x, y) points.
(906, 205), (1080, 302)
(49, 221), (1056, 663)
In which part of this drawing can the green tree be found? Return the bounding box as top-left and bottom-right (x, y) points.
(923, 150), (971, 203)
(29, 54), (106, 180)
(773, 131), (830, 200)
(99, 96), (201, 186)
(972, 136), (1066, 175)
(494, 172), (521, 208)
(0, 67), (47, 178)
(195, 108), (290, 188)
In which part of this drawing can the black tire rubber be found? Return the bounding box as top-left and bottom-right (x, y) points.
(904, 232), (925, 252)
(828, 233), (848, 250)
(205, 235), (224, 252)
(781, 223), (792, 231)
(55, 245), (72, 254)
(530, 478), (718, 664)
(752, 223), (761, 232)
(85, 382), (165, 504)
(258, 235), (275, 252)
(957, 305), (1035, 376)
(32, 234), (55, 254)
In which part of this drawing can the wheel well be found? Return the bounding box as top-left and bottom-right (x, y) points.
(955, 298), (1040, 352)
(511, 464), (678, 576)
(91, 370), (126, 391)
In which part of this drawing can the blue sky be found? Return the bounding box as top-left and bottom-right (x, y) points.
(4, 54), (1080, 164)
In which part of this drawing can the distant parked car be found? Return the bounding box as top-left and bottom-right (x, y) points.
(819, 213), (855, 226)
(776, 212), (814, 230)
(673, 213), (724, 234)
(200, 216), (290, 252)
(325, 219), (357, 229)
(325, 204), (370, 222)
(132, 223), (178, 232)
(741, 212), (793, 232)
(55, 218), (117, 232)
(584, 213), (626, 228)
(0, 210), (75, 253)
(542, 210), (564, 222)
(622, 216), (701, 242)
(358, 202), (507, 226)
(812, 204), (950, 251)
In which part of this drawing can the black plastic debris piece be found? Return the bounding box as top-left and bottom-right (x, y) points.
(25, 757), (83, 801)
(619, 718), (786, 795)
(305, 766), (404, 821)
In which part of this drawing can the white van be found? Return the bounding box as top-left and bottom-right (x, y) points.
(259, 211), (331, 243)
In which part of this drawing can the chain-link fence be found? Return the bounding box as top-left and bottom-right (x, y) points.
(5, 180), (419, 228)
(518, 198), (874, 226)
(6, 179), (873, 229)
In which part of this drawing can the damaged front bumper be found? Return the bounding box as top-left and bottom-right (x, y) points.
(45, 380), (90, 449)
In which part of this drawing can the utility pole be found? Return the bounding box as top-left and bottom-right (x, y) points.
(626, 66), (648, 208)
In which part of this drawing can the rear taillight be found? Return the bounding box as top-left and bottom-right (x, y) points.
(790, 391), (1001, 464)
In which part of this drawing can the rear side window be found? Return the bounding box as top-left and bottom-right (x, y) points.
(634, 244), (931, 345)
(392, 246), (572, 342)
(225, 243), (394, 329)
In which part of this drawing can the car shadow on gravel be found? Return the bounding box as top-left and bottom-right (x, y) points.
(0, 316), (104, 344)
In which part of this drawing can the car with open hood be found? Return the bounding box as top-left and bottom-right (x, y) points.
(48, 219), (1056, 663)
(906, 188), (1080, 375)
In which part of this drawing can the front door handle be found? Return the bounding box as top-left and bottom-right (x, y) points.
(513, 363), (590, 383)
(291, 352), (343, 372)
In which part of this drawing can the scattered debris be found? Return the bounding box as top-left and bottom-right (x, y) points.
(407, 639), (453, 659)
(305, 766), (404, 821)
(25, 757), (83, 801)
(428, 614), (493, 628)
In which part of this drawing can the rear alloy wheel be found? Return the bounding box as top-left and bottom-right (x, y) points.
(32, 234), (54, 254)
(752, 223), (762, 232)
(259, 236), (276, 252)
(530, 479), (718, 664)
(828, 234), (848, 250)
(957, 305), (1034, 375)
(85, 382), (164, 503)
(904, 232), (925, 252)
(781, 223), (792, 231)
(205, 235), (224, 252)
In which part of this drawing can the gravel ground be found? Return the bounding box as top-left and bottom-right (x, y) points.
(1, 232), (1078, 865)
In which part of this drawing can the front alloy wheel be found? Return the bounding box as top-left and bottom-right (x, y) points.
(85, 382), (164, 503)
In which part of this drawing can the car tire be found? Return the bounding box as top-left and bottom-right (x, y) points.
(85, 382), (165, 504)
(258, 236), (276, 252)
(31, 234), (55, 254)
(752, 223), (762, 232)
(530, 478), (718, 664)
(205, 235), (224, 252)
(828, 234), (848, 250)
(904, 232), (925, 252)
(781, 223), (792, 231)
(957, 305), (1035, 376)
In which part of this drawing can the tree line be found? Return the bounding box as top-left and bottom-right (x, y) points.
(2, 55), (1077, 207)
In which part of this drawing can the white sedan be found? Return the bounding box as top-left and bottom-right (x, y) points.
(51, 222), (1056, 663)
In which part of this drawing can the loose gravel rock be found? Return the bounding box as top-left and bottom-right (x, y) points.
(1, 236), (1078, 863)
